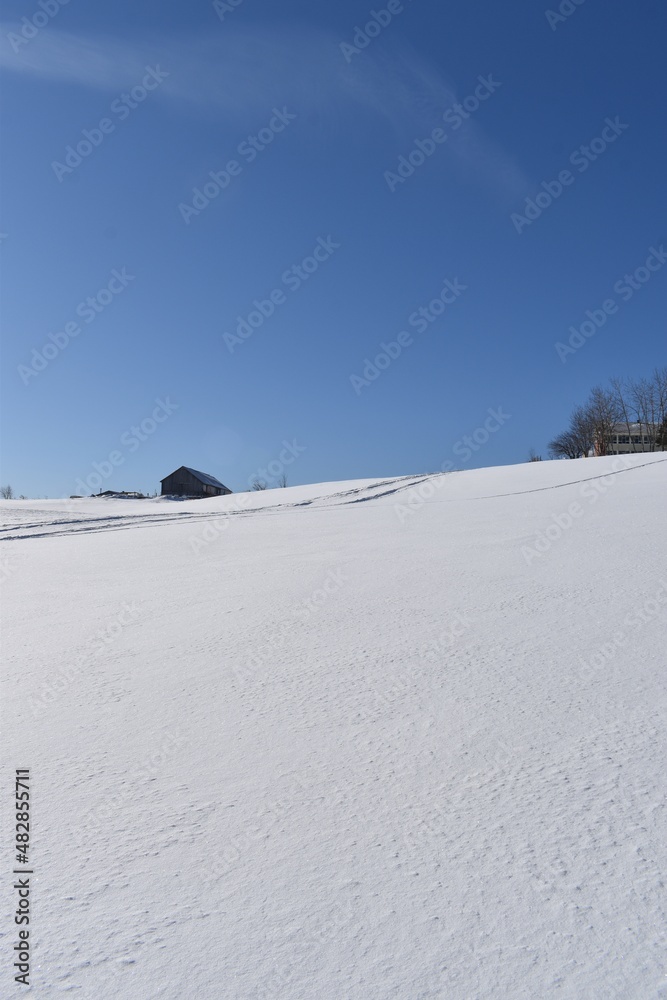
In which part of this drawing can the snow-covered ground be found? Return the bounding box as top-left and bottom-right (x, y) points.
(2, 453), (666, 998)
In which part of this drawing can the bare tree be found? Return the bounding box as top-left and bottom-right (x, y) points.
(656, 418), (667, 450)
(528, 450), (542, 462)
(651, 366), (667, 450)
(548, 431), (581, 460)
(570, 405), (596, 457)
(551, 368), (667, 460)
(0, 484), (14, 499)
(548, 401), (597, 459)
(251, 479), (268, 491)
(629, 376), (658, 450)
(610, 376), (638, 452)
(277, 473), (288, 488)
(585, 386), (621, 456)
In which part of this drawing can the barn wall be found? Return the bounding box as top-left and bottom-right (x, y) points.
(161, 468), (206, 496)
(161, 468), (230, 496)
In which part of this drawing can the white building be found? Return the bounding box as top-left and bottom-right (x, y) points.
(607, 422), (661, 455)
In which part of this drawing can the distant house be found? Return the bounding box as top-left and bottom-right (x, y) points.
(160, 467), (232, 498)
(605, 423), (662, 456)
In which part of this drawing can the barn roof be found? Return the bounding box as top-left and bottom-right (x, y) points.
(183, 467), (228, 488)
(161, 466), (230, 490)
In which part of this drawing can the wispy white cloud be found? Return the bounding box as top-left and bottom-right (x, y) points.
(0, 21), (529, 200)
(0, 24), (149, 90)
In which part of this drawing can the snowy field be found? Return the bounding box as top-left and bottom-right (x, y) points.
(2, 453), (666, 999)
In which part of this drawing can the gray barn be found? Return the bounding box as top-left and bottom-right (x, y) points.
(160, 467), (232, 498)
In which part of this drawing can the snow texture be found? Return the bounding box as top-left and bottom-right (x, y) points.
(1, 454), (666, 998)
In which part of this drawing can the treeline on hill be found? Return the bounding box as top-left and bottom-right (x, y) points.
(549, 367), (667, 459)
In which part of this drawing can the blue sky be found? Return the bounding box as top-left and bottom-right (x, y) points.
(1, 0), (665, 497)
